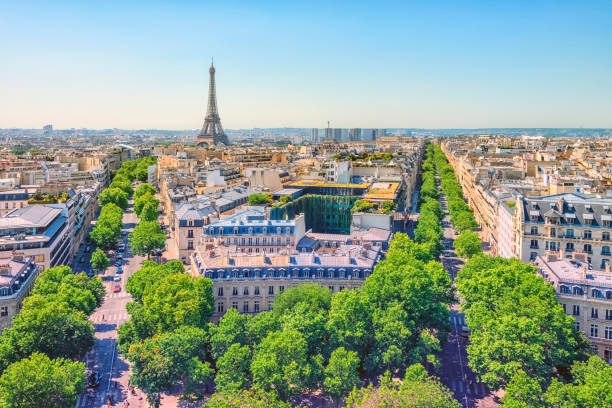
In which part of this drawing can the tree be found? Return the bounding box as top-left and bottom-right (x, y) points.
(379, 200), (397, 215)
(345, 367), (460, 408)
(280, 301), (330, 358)
(134, 192), (159, 217)
(127, 327), (213, 403)
(139, 201), (159, 222)
(129, 221), (166, 258)
(90, 225), (118, 250)
(452, 211), (478, 232)
(351, 199), (376, 214)
(326, 289), (373, 361)
(205, 389), (291, 408)
(453, 230), (482, 259)
(215, 343), (252, 392)
(0, 353), (86, 408)
(324, 347), (361, 407)
(125, 260), (184, 302)
(208, 308), (248, 360)
(250, 330), (310, 401)
(134, 183), (156, 201)
(109, 178), (133, 197)
(501, 370), (545, 408)
(118, 274), (214, 349)
(272, 283), (332, 316)
(90, 248), (109, 274)
(98, 187), (128, 210)
(245, 311), (281, 347)
(248, 193), (272, 206)
(0, 298), (94, 372)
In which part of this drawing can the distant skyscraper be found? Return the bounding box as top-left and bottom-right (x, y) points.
(324, 127), (333, 141)
(196, 61), (230, 147)
(310, 128), (319, 142)
(333, 128), (343, 141)
(361, 128), (375, 141)
(349, 128), (361, 142)
(374, 128), (386, 140)
(43, 124), (53, 138)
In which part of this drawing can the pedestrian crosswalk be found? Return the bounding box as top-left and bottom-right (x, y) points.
(90, 312), (130, 325)
(447, 380), (488, 397)
(105, 292), (130, 300)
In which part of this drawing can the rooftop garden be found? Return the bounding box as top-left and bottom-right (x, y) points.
(351, 199), (397, 215)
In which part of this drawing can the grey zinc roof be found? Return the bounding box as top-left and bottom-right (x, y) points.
(522, 193), (612, 226)
(0, 205), (62, 229)
(176, 203), (217, 220)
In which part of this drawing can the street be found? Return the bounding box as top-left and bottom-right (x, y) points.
(76, 200), (147, 408)
(436, 178), (499, 408)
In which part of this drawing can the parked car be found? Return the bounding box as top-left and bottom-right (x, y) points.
(87, 371), (100, 388)
(461, 325), (471, 338)
(85, 246), (91, 253)
(113, 275), (121, 282)
(112, 283), (121, 292)
(116, 266), (123, 274)
(115, 260), (122, 267)
(117, 252), (123, 259)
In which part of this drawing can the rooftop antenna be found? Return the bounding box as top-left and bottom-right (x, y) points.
(211, 57), (214, 67)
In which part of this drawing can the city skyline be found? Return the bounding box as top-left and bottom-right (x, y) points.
(1, 1), (612, 129)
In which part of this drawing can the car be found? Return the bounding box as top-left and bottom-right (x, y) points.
(115, 260), (122, 267)
(121, 231), (127, 236)
(113, 275), (121, 282)
(87, 371), (100, 388)
(112, 283), (121, 292)
(461, 325), (471, 338)
(85, 246), (91, 253)
(116, 266), (123, 274)
(117, 253), (123, 259)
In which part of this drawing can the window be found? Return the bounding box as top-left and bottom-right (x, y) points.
(217, 287), (224, 296)
(566, 242), (574, 252)
(232, 302), (238, 309)
(550, 228), (556, 237)
(188, 219), (193, 227)
(0, 307), (7, 317)
(573, 287), (583, 296)
(566, 229), (574, 238)
(232, 287), (238, 296)
(530, 239), (539, 249)
(254, 301), (260, 313)
(575, 321), (580, 331)
(268, 286), (274, 295)
(217, 302), (224, 313)
(591, 324), (599, 337)
(549, 242), (557, 251)
(603, 246), (611, 256)
(243, 287), (249, 296)
(606, 327), (612, 340)
(602, 259), (610, 269)
(573, 305), (580, 316)
(593, 289), (603, 299)
(603, 232), (611, 241)
(584, 244), (592, 254)
(592, 308), (599, 319)
(268, 302), (274, 311)
(530, 226), (538, 235)
(243, 302), (249, 313)
(584, 230), (592, 239)
(279, 286), (285, 293)
(328, 286), (334, 292)
(530, 252), (537, 261)
(187, 229), (193, 238)
(606, 310), (612, 321)
(187, 241), (193, 250)
(254, 286), (260, 295)
(339, 286), (345, 291)
(562, 304), (566, 313)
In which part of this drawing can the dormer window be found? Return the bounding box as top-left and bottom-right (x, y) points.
(234, 227), (238, 234)
(188, 219), (193, 227)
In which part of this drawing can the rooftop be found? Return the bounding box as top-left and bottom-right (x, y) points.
(364, 181), (400, 200)
(0, 205), (63, 229)
(286, 179), (371, 189)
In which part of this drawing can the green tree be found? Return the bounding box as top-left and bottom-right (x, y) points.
(272, 283), (332, 316)
(452, 210), (478, 232)
(0, 353), (86, 408)
(139, 201), (159, 222)
(98, 187), (128, 210)
(208, 308), (248, 360)
(279, 301), (330, 358)
(379, 200), (397, 215)
(134, 192), (159, 217)
(118, 274), (214, 349)
(453, 230), (482, 259)
(134, 183), (156, 201)
(351, 199), (376, 213)
(129, 221), (166, 258)
(345, 367), (460, 408)
(245, 311), (281, 347)
(545, 356), (612, 407)
(324, 347), (361, 407)
(90, 248), (109, 274)
(205, 389), (291, 408)
(215, 343), (252, 392)
(248, 193), (272, 205)
(127, 327), (213, 403)
(109, 178), (134, 197)
(125, 260), (184, 302)
(0, 298), (94, 372)
(90, 225), (118, 250)
(326, 289), (373, 361)
(501, 370), (545, 408)
(251, 330), (310, 401)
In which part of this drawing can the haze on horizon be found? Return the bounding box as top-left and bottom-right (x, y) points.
(1, 1), (611, 130)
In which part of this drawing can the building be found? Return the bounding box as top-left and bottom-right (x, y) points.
(0, 254), (40, 330)
(43, 124), (53, 138)
(310, 128), (319, 143)
(174, 202), (217, 263)
(349, 128), (362, 142)
(191, 242), (381, 320)
(535, 255), (612, 364)
(0, 205), (72, 270)
(514, 193), (612, 268)
(200, 206), (306, 254)
(0, 186), (37, 216)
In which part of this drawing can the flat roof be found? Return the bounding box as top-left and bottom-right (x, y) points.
(364, 182), (400, 200)
(286, 180), (371, 189)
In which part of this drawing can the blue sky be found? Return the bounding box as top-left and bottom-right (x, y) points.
(1, 1), (611, 129)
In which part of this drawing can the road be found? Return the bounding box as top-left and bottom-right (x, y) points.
(436, 178), (499, 408)
(76, 200), (147, 408)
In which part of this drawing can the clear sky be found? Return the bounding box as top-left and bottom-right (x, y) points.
(1, 1), (611, 130)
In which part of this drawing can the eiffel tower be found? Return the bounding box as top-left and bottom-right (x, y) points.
(196, 60), (230, 147)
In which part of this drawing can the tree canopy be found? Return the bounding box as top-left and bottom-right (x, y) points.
(98, 187), (128, 210)
(90, 248), (109, 274)
(129, 220), (166, 258)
